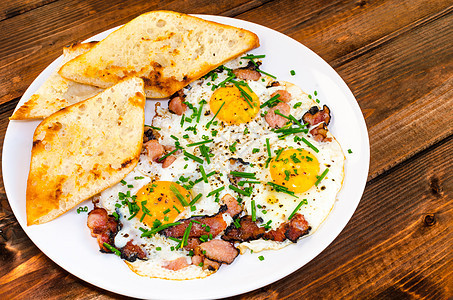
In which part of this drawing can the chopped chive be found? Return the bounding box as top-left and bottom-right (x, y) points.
(146, 125), (161, 131)
(238, 180), (261, 186)
(284, 170), (290, 181)
(241, 54), (266, 59)
(260, 94), (281, 109)
(290, 70), (296, 76)
(196, 101), (205, 123)
(301, 137), (319, 153)
(168, 236), (182, 243)
(189, 193), (203, 206)
(134, 176), (144, 180)
(290, 153), (301, 163)
(230, 171), (257, 179)
(266, 138), (271, 157)
(173, 205), (181, 214)
(229, 184), (250, 196)
(157, 148), (178, 162)
(293, 102), (302, 109)
(199, 144), (211, 164)
(103, 243), (121, 256)
(258, 255), (265, 261)
(206, 101), (225, 129)
(266, 182), (299, 198)
(180, 222), (193, 248)
(229, 141), (237, 153)
(183, 134), (189, 139)
(251, 200), (256, 221)
(180, 114), (185, 127)
(244, 127), (249, 134)
(183, 151), (204, 164)
(315, 168), (329, 186)
(170, 184), (189, 206)
(141, 222), (181, 237)
(348, 149), (353, 154)
(275, 148), (284, 161)
(186, 139), (213, 147)
(233, 83), (253, 108)
(288, 199), (308, 220)
(252, 148), (260, 154)
(120, 180), (127, 185)
(156, 247), (162, 251)
(233, 218), (241, 228)
(207, 186), (225, 197)
(163, 208), (171, 215)
(199, 165), (208, 183)
(256, 69), (276, 79)
(170, 135), (179, 140)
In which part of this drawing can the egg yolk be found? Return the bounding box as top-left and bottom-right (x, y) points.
(269, 149), (320, 193)
(209, 85), (260, 125)
(134, 181), (190, 227)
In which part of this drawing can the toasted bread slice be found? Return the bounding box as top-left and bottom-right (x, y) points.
(10, 42), (102, 120)
(26, 77), (145, 225)
(58, 10), (260, 98)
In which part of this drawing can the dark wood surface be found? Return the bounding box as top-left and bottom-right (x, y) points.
(1, 0), (452, 299)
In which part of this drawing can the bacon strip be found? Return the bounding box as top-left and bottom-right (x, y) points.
(196, 240), (239, 264)
(264, 214), (311, 243)
(302, 105), (331, 127)
(144, 140), (165, 162)
(232, 60), (261, 81)
(222, 215), (265, 242)
(309, 123), (332, 143)
(221, 194), (243, 218)
(120, 240), (147, 262)
(265, 102), (291, 128)
(162, 257), (190, 271)
(270, 90), (292, 102)
(161, 206), (227, 238)
(168, 96), (187, 115)
(87, 207), (119, 252)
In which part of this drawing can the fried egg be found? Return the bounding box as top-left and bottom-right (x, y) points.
(97, 56), (345, 279)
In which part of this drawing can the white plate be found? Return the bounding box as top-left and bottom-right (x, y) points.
(2, 15), (369, 299)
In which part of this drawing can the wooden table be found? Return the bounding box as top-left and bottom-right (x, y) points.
(1, 1), (452, 299)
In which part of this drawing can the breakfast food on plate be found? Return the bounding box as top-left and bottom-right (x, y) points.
(26, 77), (145, 225)
(10, 42), (102, 120)
(88, 54), (345, 279)
(58, 10), (259, 98)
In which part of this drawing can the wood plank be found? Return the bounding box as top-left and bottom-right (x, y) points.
(232, 135), (453, 299)
(236, 0), (453, 63)
(0, 0), (268, 105)
(0, 0), (58, 22)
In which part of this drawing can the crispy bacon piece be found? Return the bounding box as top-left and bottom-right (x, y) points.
(191, 255), (203, 266)
(265, 102), (290, 128)
(163, 257), (190, 271)
(87, 207), (119, 252)
(302, 105), (331, 126)
(309, 123), (332, 143)
(184, 238), (202, 251)
(161, 206), (228, 238)
(221, 194), (243, 218)
(263, 223), (287, 242)
(270, 90), (292, 103)
(285, 213), (311, 242)
(232, 68), (261, 81)
(264, 214), (311, 243)
(196, 240), (239, 264)
(168, 96), (187, 115)
(162, 155), (177, 168)
(267, 81), (280, 88)
(233, 60), (261, 81)
(144, 140), (165, 162)
(120, 240), (147, 262)
(222, 215), (265, 242)
(202, 258), (221, 271)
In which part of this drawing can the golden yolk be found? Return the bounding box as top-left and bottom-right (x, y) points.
(269, 149), (320, 193)
(134, 181), (190, 227)
(209, 86), (260, 125)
